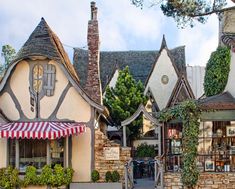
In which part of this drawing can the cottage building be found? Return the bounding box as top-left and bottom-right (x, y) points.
(0, 7), (106, 184)
(0, 3), (133, 186)
(163, 8), (235, 189)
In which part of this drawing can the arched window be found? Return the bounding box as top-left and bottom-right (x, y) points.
(32, 64), (43, 93)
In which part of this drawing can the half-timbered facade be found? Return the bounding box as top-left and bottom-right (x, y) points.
(0, 13), (104, 182)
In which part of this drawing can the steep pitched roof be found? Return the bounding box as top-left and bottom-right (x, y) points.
(199, 92), (235, 110)
(0, 18), (104, 111)
(14, 17), (79, 83)
(73, 46), (185, 90)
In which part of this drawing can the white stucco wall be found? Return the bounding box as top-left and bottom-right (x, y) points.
(10, 60), (35, 119)
(72, 128), (92, 182)
(145, 49), (178, 110)
(57, 87), (91, 122)
(0, 92), (20, 120)
(0, 138), (7, 168)
(225, 50), (235, 97)
(187, 66), (205, 99)
(108, 69), (119, 89)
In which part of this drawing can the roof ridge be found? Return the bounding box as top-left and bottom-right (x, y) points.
(14, 18), (79, 83)
(74, 46), (184, 53)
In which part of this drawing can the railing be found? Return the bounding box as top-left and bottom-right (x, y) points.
(154, 156), (164, 189)
(124, 158), (134, 189)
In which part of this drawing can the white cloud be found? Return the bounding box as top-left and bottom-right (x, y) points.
(176, 15), (218, 66)
(0, 0), (221, 67)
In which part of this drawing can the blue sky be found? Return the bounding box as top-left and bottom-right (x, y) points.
(0, 0), (220, 66)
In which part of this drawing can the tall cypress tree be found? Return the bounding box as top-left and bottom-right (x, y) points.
(104, 66), (147, 141)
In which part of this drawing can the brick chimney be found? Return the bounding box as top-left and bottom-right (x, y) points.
(85, 1), (102, 104)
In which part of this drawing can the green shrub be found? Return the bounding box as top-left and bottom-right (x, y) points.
(39, 164), (74, 187)
(0, 164), (74, 188)
(64, 167), (74, 185)
(38, 165), (53, 186)
(204, 46), (230, 97)
(23, 166), (38, 187)
(91, 170), (100, 182)
(136, 143), (156, 158)
(52, 164), (65, 187)
(0, 166), (20, 189)
(105, 171), (112, 182)
(111, 171), (120, 182)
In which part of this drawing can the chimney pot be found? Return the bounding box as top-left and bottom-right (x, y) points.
(90, 1), (97, 20)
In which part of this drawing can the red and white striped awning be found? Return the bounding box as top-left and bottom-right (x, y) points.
(0, 122), (86, 139)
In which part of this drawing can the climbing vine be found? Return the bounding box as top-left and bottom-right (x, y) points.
(158, 100), (201, 188)
(204, 46), (230, 97)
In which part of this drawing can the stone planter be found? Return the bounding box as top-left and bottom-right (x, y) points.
(70, 182), (122, 189)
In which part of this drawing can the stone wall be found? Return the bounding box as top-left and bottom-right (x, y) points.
(164, 172), (235, 189)
(95, 129), (131, 182)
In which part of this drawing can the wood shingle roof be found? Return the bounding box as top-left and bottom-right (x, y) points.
(14, 17), (79, 83)
(73, 46), (186, 91)
(199, 92), (235, 110)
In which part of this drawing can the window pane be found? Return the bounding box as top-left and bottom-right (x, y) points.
(50, 139), (64, 166)
(9, 139), (15, 167)
(33, 65), (43, 93)
(197, 156), (204, 172)
(19, 139), (47, 172)
(198, 139), (204, 155)
(165, 155), (182, 172)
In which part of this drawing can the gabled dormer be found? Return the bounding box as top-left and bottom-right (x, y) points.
(144, 35), (183, 110)
(166, 74), (195, 107)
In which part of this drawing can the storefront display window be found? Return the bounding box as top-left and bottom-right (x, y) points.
(19, 139), (47, 172)
(9, 138), (64, 173)
(165, 123), (182, 172)
(50, 139), (64, 166)
(165, 121), (235, 172)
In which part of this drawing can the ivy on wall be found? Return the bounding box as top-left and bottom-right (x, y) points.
(204, 46), (231, 97)
(158, 100), (201, 188)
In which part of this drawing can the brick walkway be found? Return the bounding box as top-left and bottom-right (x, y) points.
(134, 178), (155, 189)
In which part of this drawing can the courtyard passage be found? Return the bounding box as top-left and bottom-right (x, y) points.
(134, 178), (155, 189)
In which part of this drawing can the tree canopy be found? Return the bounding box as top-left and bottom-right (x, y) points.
(131, 0), (235, 27)
(0, 44), (16, 76)
(104, 66), (147, 140)
(204, 46), (230, 97)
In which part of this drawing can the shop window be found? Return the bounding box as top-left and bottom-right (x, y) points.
(9, 139), (64, 173)
(165, 123), (182, 172)
(19, 139), (47, 172)
(9, 140), (16, 167)
(50, 139), (64, 166)
(165, 121), (235, 172)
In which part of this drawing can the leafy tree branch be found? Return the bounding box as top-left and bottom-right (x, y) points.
(131, 0), (235, 27)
